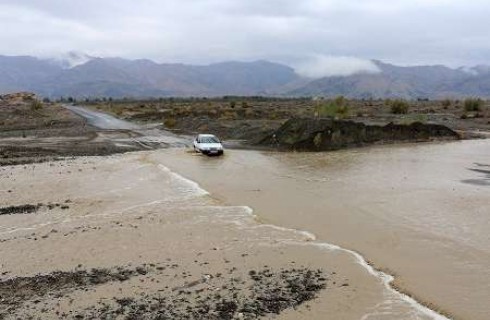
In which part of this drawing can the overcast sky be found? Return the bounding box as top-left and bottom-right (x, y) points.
(1, 0), (490, 76)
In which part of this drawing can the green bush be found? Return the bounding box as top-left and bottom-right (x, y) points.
(390, 100), (409, 114)
(316, 96), (350, 119)
(464, 98), (483, 112)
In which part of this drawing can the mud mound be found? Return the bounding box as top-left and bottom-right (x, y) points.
(258, 118), (460, 151)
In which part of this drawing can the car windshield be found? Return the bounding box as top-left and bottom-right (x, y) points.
(199, 136), (220, 143)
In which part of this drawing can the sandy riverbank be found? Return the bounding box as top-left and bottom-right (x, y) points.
(0, 152), (435, 319)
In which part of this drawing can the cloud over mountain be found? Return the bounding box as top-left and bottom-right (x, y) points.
(295, 55), (381, 78)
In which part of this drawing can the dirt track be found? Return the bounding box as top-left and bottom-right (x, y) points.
(0, 93), (188, 166)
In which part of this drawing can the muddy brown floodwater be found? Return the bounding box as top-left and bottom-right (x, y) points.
(1, 148), (451, 319)
(153, 139), (490, 320)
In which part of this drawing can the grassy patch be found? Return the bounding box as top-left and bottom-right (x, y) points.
(315, 96), (350, 119)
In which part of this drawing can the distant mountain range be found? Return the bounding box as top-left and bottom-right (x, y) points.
(1, 54), (489, 99)
(291, 60), (490, 99)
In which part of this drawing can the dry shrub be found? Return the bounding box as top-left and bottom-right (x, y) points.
(390, 100), (409, 114)
(30, 100), (43, 111)
(164, 117), (177, 128)
(464, 98), (483, 112)
(221, 111), (238, 120)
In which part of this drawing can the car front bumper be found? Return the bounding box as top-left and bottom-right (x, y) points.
(201, 149), (223, 156)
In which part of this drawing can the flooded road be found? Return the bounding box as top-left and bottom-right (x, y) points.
(65, 104), (191, 148)
(153, 139), (490, 320)
(65, 105), (140, 130)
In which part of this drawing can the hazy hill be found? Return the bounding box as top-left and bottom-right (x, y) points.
(289, 60), (490, 99)
(0, 55), (490, 98)
(0, 56), (299, 98)
(0, 55), (61, 93)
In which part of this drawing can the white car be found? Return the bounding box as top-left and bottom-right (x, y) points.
(193, 134), (224, 156)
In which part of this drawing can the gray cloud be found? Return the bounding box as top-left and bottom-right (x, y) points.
(1, 0), (490, 75)
(295, 55), (381, 78)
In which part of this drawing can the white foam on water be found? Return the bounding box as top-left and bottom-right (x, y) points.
(313, 242), (450, 320)
(256, 224), (317, 241)
(157, 164), (209, 198)
(249, 223), (450, 320)
(249, 219), (450, 319)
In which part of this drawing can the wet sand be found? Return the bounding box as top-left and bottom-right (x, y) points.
(0, 153), (434, 319)
(151, 140), (490, 320)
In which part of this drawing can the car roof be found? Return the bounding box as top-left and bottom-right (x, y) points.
(197, 134), (217, 137)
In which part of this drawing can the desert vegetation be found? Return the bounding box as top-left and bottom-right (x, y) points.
(315, 96), (350, 119)
(29, 99), (43, 111)
(76, 95), (489, 141)
(389, 99), (410, 114)
(464, 98), (484, 112)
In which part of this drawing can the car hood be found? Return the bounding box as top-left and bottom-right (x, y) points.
(199, 143), (223, 149)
